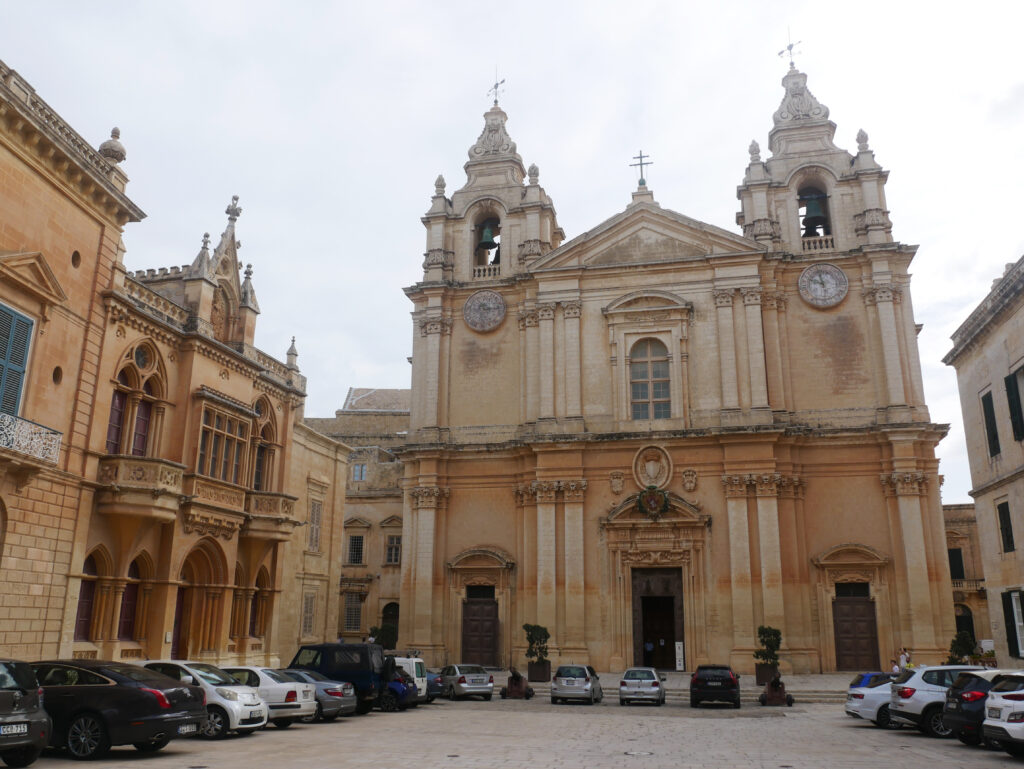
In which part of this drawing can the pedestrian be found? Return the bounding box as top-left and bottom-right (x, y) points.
(890, 658), (899, 674)
(897, 647), (908, 670)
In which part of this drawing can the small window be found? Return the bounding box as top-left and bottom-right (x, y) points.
(948, 548), (966, 581)
(835, 583), (870, 598)
(1007, 369), (1024, 442)
(629, 338), (670, 420)
(0, 304), (34, 416)
(344, 593), (362, 632)
(385, 535), (401, 565)
(352, 463), (367, 482)
(999, 502), (1015, 553)
(347, 535), (364, 565)
(466, 585), (494, 600)
(982, 391), (1001, 457)
(307, 500), (323, 552)
(301, 593), (316, 637)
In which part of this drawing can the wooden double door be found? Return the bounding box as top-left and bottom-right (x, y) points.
(833, 596), (880, 670)
(461, 596), (499, 666)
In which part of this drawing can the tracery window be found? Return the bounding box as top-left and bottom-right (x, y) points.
(251, 397), (277, 491)
(74, 554), (99, 642)
(197, 406), (248, 484)
(629, 338), (671, 419)
(105, 343), (164, 456)
(117, 560), (142, 641)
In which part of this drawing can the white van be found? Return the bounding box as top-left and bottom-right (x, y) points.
(392, 655), (428, 704)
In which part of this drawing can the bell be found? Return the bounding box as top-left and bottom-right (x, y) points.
(801, 195), (828, 237)
(477, 220), (499, 251)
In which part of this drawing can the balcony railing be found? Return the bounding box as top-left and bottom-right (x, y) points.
(801, 235), (835, 252)
(472, 264), (500, 279)
(952, 578), (985, 592)
(0, 412), (61, 464)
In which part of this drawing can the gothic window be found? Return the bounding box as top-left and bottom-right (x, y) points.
(117, 560), (141, 641)
(197, 406), (248, 484)
(307, 499), (323, 553)
(982, 391), (1001, 457)
(106, 344), (163, 456)
(347, 535), (364, 565)
(131, 382), (153, 456)
(629, 338), (671, 420)
(385, 535), (402, 565)
(797, 185), (831, 237)
(106, 371), (131, 453)
(344, 593), (362, 632)
(0, 304), (32, 416)
(74, 555), (99, 642)
(251, 398), (276, 491)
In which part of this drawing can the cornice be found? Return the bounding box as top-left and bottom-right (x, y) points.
(944, 256), (1024, 367)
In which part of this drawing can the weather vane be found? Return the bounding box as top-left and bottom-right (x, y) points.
(778, 28), (801, 68)
(488, 69), (505, 106)
(630, 150), (652, 185)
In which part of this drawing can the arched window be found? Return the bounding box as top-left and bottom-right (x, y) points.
(106, 371), (131, 454)
(74, 555), (99, 642)
(251, 398), (276, 491)
(629, 338), (670, 419)
(105, 343), (164, 456)
(798, 185), (831, 238)
(117, 560), (141, 640)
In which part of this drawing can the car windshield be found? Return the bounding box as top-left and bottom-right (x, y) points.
(188, 663), (240, 686)
(0, 661), (36, 690)
(262, 669), (293, 684)
(892, 669), (915, 684)
(458, 665), (487, 675)
(867, 675), (893, 688)
(624, 669), (655, 680)
(992, 676), (1024, 693)
(557, 666), (587, 678)
(849, 674), (867, 687)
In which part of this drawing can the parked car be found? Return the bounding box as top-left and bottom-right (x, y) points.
(425, 671), (443, 703)
(844, 671), (900, 729)
(288, 643), (386, 714)
(983, 672), (1024, 757)
(142, 660), (267, 738)
(223, 666), (316, 727)
(690, 664), (741, 708)
(392, 656), (428, 704)
(944, 669), (1016, 747)
(551, 665), (603, 705)
(380, 667), (417, 712)
(438, 664), (494, 701)
(280, 669), (357, 721)
(619, 667), (665, 706)
(33, 659), (205, 760)
(889, 664), (983, 736)
(0, 659), (49, 768)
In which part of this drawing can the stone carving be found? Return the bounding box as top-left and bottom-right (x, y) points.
(536, 303), (556, 321)
(419, 317), (453, 336)
(748, 140), (760, 162)
(741, 287), (763, 305)
(193, 480), (246, 510)
(754, 473), (783, 496)
(854, 208), (893, 235)
(422, 249), (452, 269)
(863, 285), (901, 305)
(633, 445), (671, 490)
(680, 468), (698, 492)
(518, 310), (538, 329)
(463, 290), (506, 332)
(470, 105), (516, 158)
(856, 129), (869, 152)
(609, 471), (625, 495)
(182, 510), (238, 540)
(624, 311), (671, 321)
(531, 480), (558, 503)
(410, 486), (450, 509)
(621, 549), (688, 566)
(713, 289), (735, 308)
(434, 174), (446, 195)
(527, 163), (539, 184)
(743, 218), (780, 239)
(562, 479), (588, 502)
(721, 474), (751, 498)
(561, 300), (582, 319)
(773, 67), (829, 125)
(517, 239), (544, 263)
(764, 292), (788, 310)
(513, 483), (531, 506)
(98, 127), (126, 163)
(880, 472), (927, 497)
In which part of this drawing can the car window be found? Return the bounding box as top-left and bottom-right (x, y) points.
(293, 649), (321, 667)
(459, 665), (487, 675)
(298, 669), (329, 682)
(188, 664), (240, 686)
(624, 669), (655, 680)
(100, 664), (165, 683)
(993, 677), (1024, 693)
(922, 671), (943, 686)
(415, 662), (426, 678)
(587, 666), (598, 678)
(225, 669), (256, 686)
(146, 663), (183, 680)
(951, 673), (980, 689)
(892, 669), (915, 684)
(557, 666), (587, 678)
(332, 648), (365, 666)
(263, 669), (292, 684)
(0, 661), (36, 690)
(867, 674), (893, 688)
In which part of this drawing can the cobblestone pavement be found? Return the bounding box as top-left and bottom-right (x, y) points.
(28, 695), (1014, 769)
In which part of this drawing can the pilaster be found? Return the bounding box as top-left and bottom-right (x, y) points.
(409, 485), (450, 647)
(714, 290), (740, 411)
(864, 286), (906, 409)
(533, 480), (558, 632)
(753, 473), (785, 632)
(741, 287), (770, 411)
(538, 304), (556, 419)
(562, 301), (582, 418)
(561, 479), (587, 652)
(722, 474), (754, 649)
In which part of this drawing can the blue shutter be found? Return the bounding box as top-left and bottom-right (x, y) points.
(0, 305), (33, 416)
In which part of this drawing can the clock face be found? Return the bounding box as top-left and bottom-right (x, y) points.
(798, 263), (848, 308)
(463, 290), (506, 332)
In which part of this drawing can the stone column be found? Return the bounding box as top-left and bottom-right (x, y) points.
(741, 288), (769, 410)
(533, 481), (559, 633)
(714, 290), (739, 411)
(882, 472), (936, 649)
(867, 287), (906, 406)
(123, 395), (141, 453)
(150, 405), (165, 456)
(538, 304), (556, 419)
(522, 311), (539, 422)
(418, 317), (452, 427)
(106, 580), (126, 641)
(562, 480), (587, 652)
(409, 486), (449, 647)
(722, 475), (754, 648)
(562, 301), (582, 418)
(754, 474), (785, 633)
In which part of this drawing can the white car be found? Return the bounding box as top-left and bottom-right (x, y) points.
(142, 660), (268, 738)
(392, 656), (428, 704)
(983, 672), (1024, 757)
(223, 666), (317, 727)
(845, 673), (899, 728)
(889, 664), (983, 736)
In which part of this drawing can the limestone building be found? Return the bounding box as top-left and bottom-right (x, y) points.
(944, 255), (1024, 665)
(397, 65), (955, 673)
(0, 59), (348, 665)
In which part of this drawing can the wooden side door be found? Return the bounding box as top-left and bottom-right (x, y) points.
(461, 600), (498, 666)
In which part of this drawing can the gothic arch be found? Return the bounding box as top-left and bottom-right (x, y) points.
(85, 544), (115, 577)
(125, 549), (155, 580)
(178, 537), (228, 587)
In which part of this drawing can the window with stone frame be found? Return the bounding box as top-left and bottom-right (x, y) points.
(629, 338), (671, 419)
(106, 344), (163, 456)
(982, 390), (1001, 457)
(251, 397), (277, 491)
(344, 593), (362, 632)
(197, 406), (248, 484)
(385, 535), (402, 565)
(0, 303), (32, 416)
(347, 535), (364, 565)
(301, 592), (316, 637)
(307, 499), (323, 553)
(1007, 366), (1024, 442)
(352, 463), (367, 481)
(999, 501), (1016, 553)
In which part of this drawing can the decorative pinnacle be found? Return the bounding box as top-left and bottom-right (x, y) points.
(244, 263), (253, 279)
(856, 129), (870, 151)
(201, 232), (211, 250)
(225, 195), (242, 220)
(434, 174), (446, 196)
(748, 140), (761, 162)
(98, 126), (126, 163)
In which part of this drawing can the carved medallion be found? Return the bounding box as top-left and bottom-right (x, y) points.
(633, 445), (671, 490)
(462, 290), (506, 332)
(797, 263), (848, 308)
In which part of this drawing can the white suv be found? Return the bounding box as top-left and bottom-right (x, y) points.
(983, 672), (1024, 758)
(890, 665), (983, 736)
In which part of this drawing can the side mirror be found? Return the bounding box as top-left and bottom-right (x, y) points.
(182, 674), (195, 685)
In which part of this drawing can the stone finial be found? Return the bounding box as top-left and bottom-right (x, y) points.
(240, 263), (259, 311)
(748, 140), (761, 162)
(244, 263), (253, 280)
(225, 195), (242, 221)
(200, 233), (211, 252)
(286, 336), (299, 371)
(434, 175), (446, 195)
(856, 129), (869, 151)
(98, 127), (126, 163)
(772, 67), (829, 125)
(527, 163), (539, 185)
(469, 104), (517, 160)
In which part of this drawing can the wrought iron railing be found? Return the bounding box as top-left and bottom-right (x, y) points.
(0, 412), (61, 464)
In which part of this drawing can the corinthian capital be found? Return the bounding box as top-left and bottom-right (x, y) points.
(561, 479), (588, 502)
(713, 289), (735, 308)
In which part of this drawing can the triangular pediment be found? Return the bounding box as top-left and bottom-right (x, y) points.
(0, 251), (68, 307)
(531, 202), (763, 272)
(380, 515), (403, 528)
(344, 516), (371, 529)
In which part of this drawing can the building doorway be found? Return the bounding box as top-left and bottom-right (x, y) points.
(461, 585), (498, 666)
(631, 568), (684, 669)
(955, 604), (975, 642)
(832, 582), (879, 670)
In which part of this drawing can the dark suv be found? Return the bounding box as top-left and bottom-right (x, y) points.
(944, 669), (1011, 747)
(0, 659), (50, 768)
(690, 664), (741, 708)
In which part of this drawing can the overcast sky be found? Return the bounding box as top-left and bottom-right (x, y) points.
(3, 1), (1022, 503)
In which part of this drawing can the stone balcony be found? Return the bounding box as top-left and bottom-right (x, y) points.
(472, 264), (500, 279)
(951, 578), (985, 592)
(801, 235), (834, 252)
(95, 456), (185, 521)
(242, 491), (301, 541)
(0, 412), (62, 490)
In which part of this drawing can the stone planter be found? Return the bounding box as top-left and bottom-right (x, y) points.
(527, 660), (551, 682)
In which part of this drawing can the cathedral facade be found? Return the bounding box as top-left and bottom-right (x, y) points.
(397, 66), (955, 673)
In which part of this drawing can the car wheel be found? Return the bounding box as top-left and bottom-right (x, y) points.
(1005, 742), (1024, 758)
(874, 704), (895, 729)
(733, 699), (741, 709)
(133, 734), (171, 753)
(588, 690), (595, 705)
(426, 696), (435, 704)
(483, 694), (492, 701)
(66, 712), (111, 760)
(302, 702), (323, 723)
(201, 706), (229, 739)
(0, 746), (42, 768)
(447, 686), (457, 701)
(656, 695), (663, 707)
(921, 706), (952, 738)
(983, 736), (1003, 750)
(551, 696), (558, 704)
(379, 692), (399, 712)
(273, 718), (293, 728)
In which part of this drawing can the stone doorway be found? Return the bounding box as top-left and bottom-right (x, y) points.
(461, 585), (498, 667)
(631, 568), (684, 669)
(832, 583), (879, 670)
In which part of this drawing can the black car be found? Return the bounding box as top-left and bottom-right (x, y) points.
(0, 660), (50, 768)
(32, 660), (206, 760)
(944, 669), (1009, 748)
(690, 664), (741, 708)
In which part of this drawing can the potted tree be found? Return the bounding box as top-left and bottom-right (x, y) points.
(523, 623), (551, 682)
(754, 625), (781, 685)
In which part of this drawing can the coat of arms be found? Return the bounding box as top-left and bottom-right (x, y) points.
(637, 486), (669, 520)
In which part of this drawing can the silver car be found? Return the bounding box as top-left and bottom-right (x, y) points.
(439, 664), (493, 700)
(551, 664), (603, 705)
(281, 668), (357, 721)
(619, 667), (665, 706)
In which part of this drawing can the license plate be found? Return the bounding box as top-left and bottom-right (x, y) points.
(707, 681), (721, 686)
(472, 678), (485, 684)
(564, 679), (575, 685)
(989, 707), (1001, 718)
(303, 691), (311, 698)
(0, 723), (27, 736)
(178, 723), (197, 734)
(249, 709), (263, 719)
